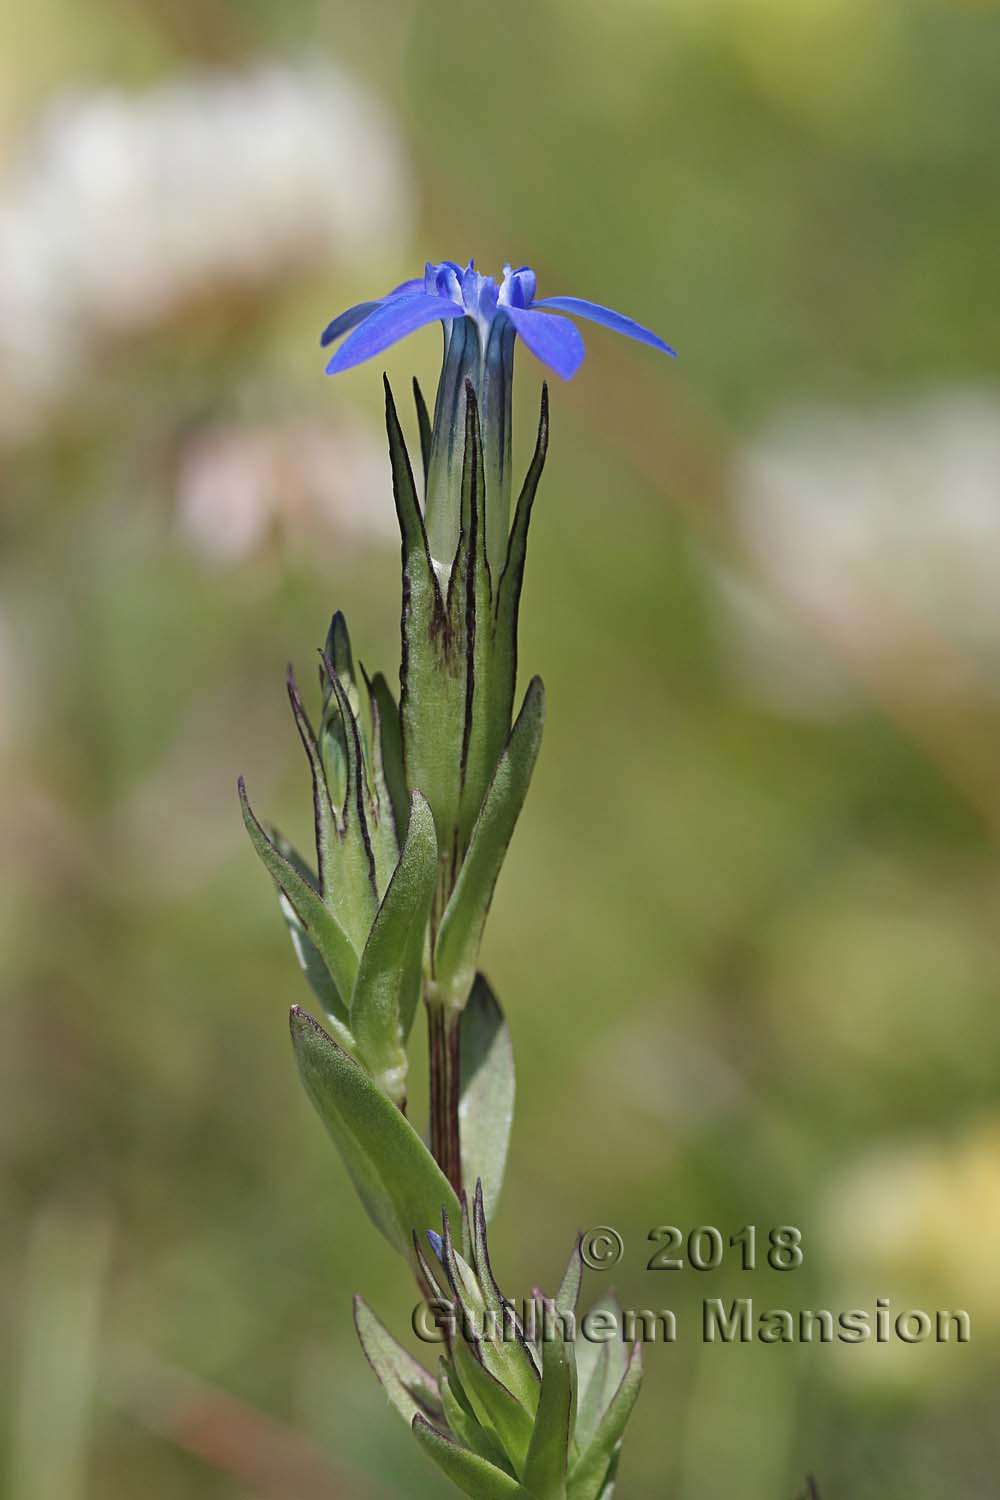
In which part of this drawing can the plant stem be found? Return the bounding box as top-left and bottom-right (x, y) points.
(428, 1003), (462, 1197)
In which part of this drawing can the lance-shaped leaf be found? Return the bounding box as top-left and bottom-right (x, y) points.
(493, 385), (549, 736)
(412, 1415), (531, 1500)
(353, 1296), (444, 1426)
(290, 1006), (459, 1258)
(574, 1293), (629, 1455)
(286, 667), (338, 898)
(439, 1364), (514, 1474)
(470, 1180), (505, 1318)
(522, 1300), (575, 1500)
(556, 1235), (584, 1321)
(567, 1344), (642, 1500)
(434, 677), (545, 1013)
(367, 668), (408, 847)
(449, 1337), (534, 1476)
(240, 780), (359, 1003)
(319, 661), (379, 949)
(278, 892), (356, 1044)
(269, 830), (352, 1034)
(356, 665), (400, 897)
(459, 977), (515, 1220)
(319, 611), (356, 809)
(350, 791), (437, 1104)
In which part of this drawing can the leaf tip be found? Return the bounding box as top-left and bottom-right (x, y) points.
(289, 1003), (324, 1048)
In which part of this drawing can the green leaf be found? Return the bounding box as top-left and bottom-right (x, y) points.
(268, 831), (351, 1033)
(574, 1293), (629, 1446)
(276, 890), (350, 1035)
(439, 1364), (514, 1475)
(434, 677), (545, 1012)
(556, 1236), (584, 1319)
(567, 1344), (641, 1500)
(460, 977), (515, 1221)
(574, 1291), (631, 1462)
(289, 1006), (459, 1259)
(412, 1415), (531, 1500)
(470, 1180), (504, 1317)
(367, 668), (409, 849)
(450, 1339), (534, 1476)
(353, 1295), (443, 1426)
(522, 1300), (574, 1500)
(319, 611), (357, 809)
(350, 791), (437, 1104)
(493, 386), (549, 737)
(240, 779), (359, 1003)
(318, 662), (379, 950)
(357, 666), (400, 898)
(597, 1448), (620, 1500)
(286, 667), (338, 899)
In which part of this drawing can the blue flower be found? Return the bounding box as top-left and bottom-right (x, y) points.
(321, 260), (675, 574)
(321, 260), (676, 381)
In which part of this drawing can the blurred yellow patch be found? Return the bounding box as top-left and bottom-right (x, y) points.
(824, 1117), (1000, 1321)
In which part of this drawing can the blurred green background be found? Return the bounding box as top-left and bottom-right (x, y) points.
(3, 0), (1000, 1496)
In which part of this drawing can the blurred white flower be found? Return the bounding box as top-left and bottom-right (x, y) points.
(175, 416), (396, 563)
(0, 62), (413, 438)
(724, 389), (1000, 710)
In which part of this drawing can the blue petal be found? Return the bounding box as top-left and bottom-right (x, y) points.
(320, 300), (381, 349)
(426, 1230), (444, 1259)
(505, 305), (586, 380)
(500, 264), (536, 309)
(325, 293), (464, 375)
(431, 261), (463, 302)
(385, 277), (425, 298)
(533, 296), (677, 357)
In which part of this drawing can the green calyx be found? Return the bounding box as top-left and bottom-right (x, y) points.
(387, 375), (548, 956)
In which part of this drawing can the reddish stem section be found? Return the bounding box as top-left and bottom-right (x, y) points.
(428, 1004), (462, 1198)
